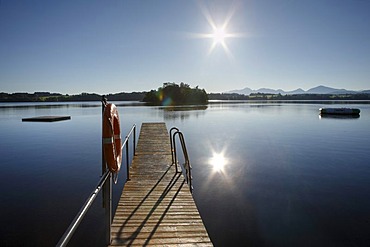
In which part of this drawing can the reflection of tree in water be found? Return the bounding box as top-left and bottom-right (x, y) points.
(162, 105), (207, 120)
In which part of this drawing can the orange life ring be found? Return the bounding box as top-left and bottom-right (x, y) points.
(102, 103), (122, 172)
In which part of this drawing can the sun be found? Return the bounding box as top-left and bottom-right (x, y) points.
(212, 27), (227, 45)
(186, 2), (245, 57)
(191, 2), (244, 56)
(206, 25), (234, 55)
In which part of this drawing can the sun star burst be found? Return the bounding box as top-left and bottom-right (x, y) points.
(192, 2), (244, 57)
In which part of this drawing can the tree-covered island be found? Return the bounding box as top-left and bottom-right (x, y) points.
(142, 82), (208, 105)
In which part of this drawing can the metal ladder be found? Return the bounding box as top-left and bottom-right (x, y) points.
(170, 127), (193, 193)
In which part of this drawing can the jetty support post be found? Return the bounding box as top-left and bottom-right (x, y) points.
(101, 96), (112, 245)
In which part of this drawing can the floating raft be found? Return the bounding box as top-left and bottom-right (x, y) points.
(319, 108), (360, 115)
(22, 116), (71, 122)
(110, 122), (213, 246)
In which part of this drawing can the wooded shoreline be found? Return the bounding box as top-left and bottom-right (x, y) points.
(2, 91), (370, 103)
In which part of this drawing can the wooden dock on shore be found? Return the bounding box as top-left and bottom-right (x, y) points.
(109, 122), (212, 246)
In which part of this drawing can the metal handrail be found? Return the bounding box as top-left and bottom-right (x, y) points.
(169, 127), (179, 170)
(170, 127), (193, 193)
(56, 170), (110, 247)
(56, 100), (136, 247)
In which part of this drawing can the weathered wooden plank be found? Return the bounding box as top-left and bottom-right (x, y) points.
(109, 122), (212, 246)
(112, 216), (203, 223)
(111, 236), (212, 246)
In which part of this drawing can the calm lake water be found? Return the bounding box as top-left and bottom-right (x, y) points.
(1, 101), (370, 246)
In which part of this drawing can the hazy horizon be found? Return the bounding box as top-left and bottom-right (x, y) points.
(1, 84), (370, 96)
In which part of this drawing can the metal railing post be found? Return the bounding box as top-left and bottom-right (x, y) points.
(102, 96), (107, 175)
(101, 96), (112, 245)
(172, 133), (179, 173)
(133, 125), (136, 156)
(105, 172), (112, 245)
(126, 136), (130, 181)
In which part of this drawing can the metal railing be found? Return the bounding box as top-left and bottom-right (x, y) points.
(170, 127), (193, 193)
(56, 100), (136, 247)
(56, 170), (111, 247)
(122, 125), (136, 181)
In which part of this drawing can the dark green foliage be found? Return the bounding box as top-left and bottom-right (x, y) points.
(143, 90), (161, 105)
(142, 83), (208, 105)
(106, 92), (146, 101)
(0, 92), (145, 102)
(0, 92), (64, 102)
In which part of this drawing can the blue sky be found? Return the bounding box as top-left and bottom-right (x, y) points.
(1, 0), (369, 94)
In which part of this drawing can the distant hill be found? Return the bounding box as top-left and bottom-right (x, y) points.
(287, 88), (305, 94)
(228, 85), (370, 95)
(306, 85), (337, 94)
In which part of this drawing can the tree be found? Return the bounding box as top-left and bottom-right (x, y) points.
(142, 83), (208, 105)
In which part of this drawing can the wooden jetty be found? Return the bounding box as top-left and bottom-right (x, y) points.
(109, 122), (212, 246)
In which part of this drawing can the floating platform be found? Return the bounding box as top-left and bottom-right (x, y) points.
(22, 116), (71, 122)
(109, 122), (212, 246)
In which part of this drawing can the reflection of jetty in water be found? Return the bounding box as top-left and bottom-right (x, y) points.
(161, 105), (207, 120)
(319, 114), (360, 120)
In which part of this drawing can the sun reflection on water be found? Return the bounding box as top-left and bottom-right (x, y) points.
(209, 151), (228, 173)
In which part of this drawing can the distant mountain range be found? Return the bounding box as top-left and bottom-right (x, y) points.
(228, 85), (370, 95)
